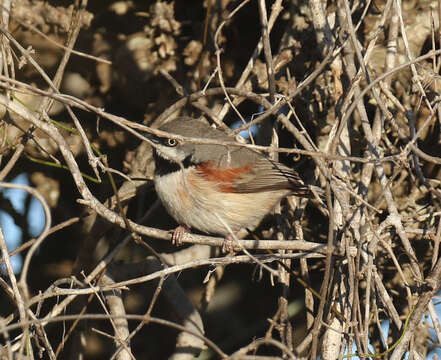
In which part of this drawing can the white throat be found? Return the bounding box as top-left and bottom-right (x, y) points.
(155, 145), (187, 163)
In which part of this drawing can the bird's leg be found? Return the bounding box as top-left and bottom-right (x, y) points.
(171, 224), (190, 246)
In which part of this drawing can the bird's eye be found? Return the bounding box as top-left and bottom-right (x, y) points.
(167, 138), (178, 147)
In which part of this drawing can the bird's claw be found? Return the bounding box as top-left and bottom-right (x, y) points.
(222, 234), (235, 254)
(171, 225), (189, 246)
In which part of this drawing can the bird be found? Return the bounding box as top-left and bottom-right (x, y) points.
(148, 117), (321, 250)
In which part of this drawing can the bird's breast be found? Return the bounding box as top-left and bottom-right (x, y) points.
(154, 167), (289, 236)
(154, 169), (194, 219)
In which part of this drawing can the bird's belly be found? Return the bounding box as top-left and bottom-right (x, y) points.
(154, 169), (288, 236)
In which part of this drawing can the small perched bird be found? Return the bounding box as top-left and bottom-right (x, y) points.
(148, 117), (320, 248)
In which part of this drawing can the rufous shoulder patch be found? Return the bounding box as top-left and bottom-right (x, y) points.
(195, 162), (252, 192)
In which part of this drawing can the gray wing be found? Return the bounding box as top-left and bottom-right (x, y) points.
(206, 142), (314, 197)
(231, 156), (314, 197)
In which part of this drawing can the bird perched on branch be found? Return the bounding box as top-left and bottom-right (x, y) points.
(148, 117), (322, 250)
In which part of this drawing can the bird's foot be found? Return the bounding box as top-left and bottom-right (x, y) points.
(222, 233), (238, 254)
(171, 225), (190, 246)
